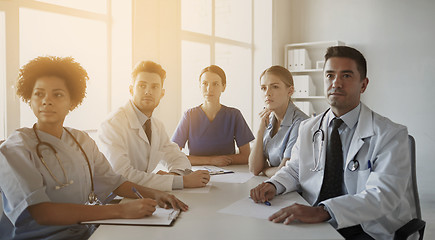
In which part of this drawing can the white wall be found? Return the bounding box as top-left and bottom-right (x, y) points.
(271, 0), (293, 67)
(251, 1), (273, 133)
(274, 0), (435, 215)
(132, 0), (181, 134)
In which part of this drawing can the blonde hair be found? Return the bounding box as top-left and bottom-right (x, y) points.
(259, 65), (293, 87)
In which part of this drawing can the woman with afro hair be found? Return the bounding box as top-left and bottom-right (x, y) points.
(0, 56), (188, 240)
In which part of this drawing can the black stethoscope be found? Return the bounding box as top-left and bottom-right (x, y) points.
(311, 109), (360, 172)
(33, 124), (101, 205)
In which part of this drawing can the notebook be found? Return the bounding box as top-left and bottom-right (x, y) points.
(81, 208), (180, 226)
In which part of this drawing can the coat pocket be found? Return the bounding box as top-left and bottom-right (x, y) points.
(356, 169), (370, 192)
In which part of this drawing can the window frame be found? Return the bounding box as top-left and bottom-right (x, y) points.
(0, 0), (130, 136)
(180, 0), (255, 127)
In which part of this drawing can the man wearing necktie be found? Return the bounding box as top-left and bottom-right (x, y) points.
(98, 61), (210, 192)
(144, 119), (152, 144)
(250, 46), (416, 239)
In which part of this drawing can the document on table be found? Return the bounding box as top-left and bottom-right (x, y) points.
(172, 182), (212, 193)
(192, 165), (234, 175)
(218, 194), (295, 220)
(192, 166), (253, 183)
(210, 172), (253, 183)
(81, 208), (180, 226)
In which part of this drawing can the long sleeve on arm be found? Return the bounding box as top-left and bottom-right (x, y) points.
(98, 110), (176, 192)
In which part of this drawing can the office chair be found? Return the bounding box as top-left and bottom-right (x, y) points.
(0, 139), (4, 195)
(394, 135), (426, 240)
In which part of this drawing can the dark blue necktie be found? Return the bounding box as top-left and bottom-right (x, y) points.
(315, 118), (344, 205)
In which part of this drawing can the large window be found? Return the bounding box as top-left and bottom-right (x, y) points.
(1, 0), (131, 134)
(180, 0), (253, 126)
(181, 41), (211, 110)
(19, 7), (108, 130)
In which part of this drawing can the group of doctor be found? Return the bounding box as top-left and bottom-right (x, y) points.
(0, 45), (416, 240)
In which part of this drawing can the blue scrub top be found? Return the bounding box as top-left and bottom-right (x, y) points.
(263, 102), (309, 167)
(172, 105), (255, 156)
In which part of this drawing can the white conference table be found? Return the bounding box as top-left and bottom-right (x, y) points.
(90, 165), (344, 240)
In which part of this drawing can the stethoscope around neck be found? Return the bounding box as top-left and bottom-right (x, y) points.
(311, 109), (360, 172)
(33, 124), (101, 205)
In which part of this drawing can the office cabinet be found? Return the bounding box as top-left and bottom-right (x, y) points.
(285, 40), (345, 116)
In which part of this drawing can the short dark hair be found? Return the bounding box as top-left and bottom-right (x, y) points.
(259, 65), (294, 87)
(16, 56), (89, 110)
(131, 61), (166, 85)
(324, 46), (367, 80)
(199, 65), (226, 85)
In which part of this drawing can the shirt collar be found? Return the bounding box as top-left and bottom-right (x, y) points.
(327, 103), (361, 130)
(281, 102), (297, 127)
(268, 102), (297, 129)
(130, 100), (150, 126)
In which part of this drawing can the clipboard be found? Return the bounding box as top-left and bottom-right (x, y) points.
(81, 208), (180, 226)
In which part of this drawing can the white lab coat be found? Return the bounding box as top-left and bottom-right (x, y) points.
(271, 103), (416, 240)
(98, 101), (191, 192)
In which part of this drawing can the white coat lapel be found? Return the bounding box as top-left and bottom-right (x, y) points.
(125, 102), (149, 144)
(307, 110), (330, 201)
(310, 110), (329, 172)
(345, 103), (374, 167)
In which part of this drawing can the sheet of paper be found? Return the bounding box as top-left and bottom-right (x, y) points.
(218, 194), (295, 220)
(82, 207), (178, 226)
(210, 172), (253, 183)
(172, 182), (212, 193)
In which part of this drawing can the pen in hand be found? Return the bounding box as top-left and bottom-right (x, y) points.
(249, 196), (271, 206)
(132, 187), (144, 199)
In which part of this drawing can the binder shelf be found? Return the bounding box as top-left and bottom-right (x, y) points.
(285, 40), (345, 117)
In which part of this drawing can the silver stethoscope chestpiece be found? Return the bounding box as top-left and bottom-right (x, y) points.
(86, 191), (102, 205)
(347, 159), (360, 172)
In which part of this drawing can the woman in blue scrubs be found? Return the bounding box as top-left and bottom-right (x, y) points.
(0, 56), (187, 240)
(248, 66), (308, 177)
(172, 65), (254, 166)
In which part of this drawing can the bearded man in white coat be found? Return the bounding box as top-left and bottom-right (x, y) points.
(98, 61), (210, 192)
(250, 46), (416, 240)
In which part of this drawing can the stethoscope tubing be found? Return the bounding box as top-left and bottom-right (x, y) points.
(310, 109), (329, 172)
(33, 124), (99, 203)
(311, 109), (360, 172)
